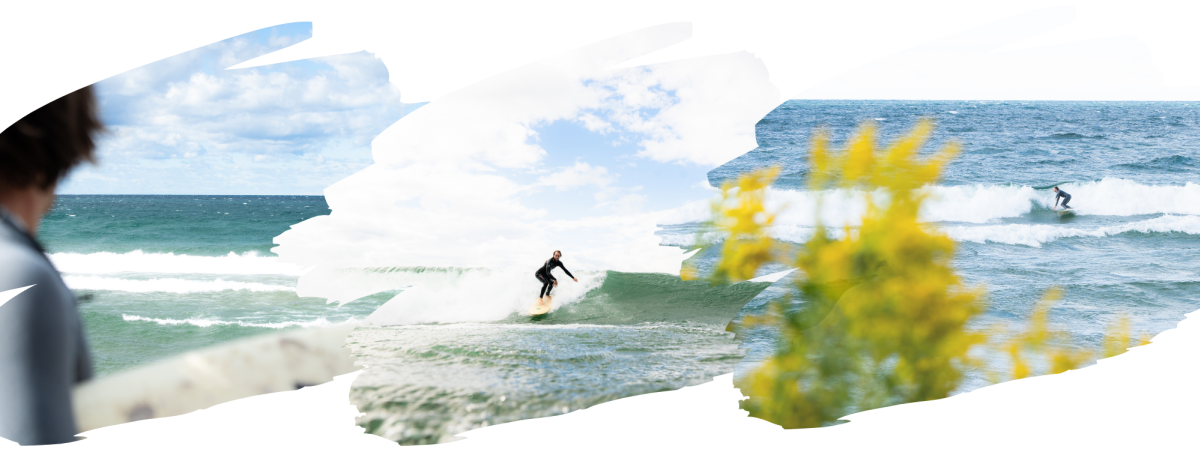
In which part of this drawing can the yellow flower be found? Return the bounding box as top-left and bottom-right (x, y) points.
(696, 119), (1150, 428)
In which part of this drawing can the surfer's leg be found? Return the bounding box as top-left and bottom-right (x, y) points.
(537, 274), (551, 303)
(1062, 197), (1071, 208)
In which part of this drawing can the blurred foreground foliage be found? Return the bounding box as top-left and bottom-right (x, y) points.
(694, 119), (1151, 428)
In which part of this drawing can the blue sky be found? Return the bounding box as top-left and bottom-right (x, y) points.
(61, 23), (420, 195)
(60, 21), (757, 214)
(515, 106), (715, 218)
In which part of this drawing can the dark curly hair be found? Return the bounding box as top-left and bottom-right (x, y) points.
(0, 86), (103, 190)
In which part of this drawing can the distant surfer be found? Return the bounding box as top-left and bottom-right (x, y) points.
(535, 250), (577, 306)
(1052, 186), (1073, 210)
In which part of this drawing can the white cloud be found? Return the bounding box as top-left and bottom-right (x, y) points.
(67, 38), (417, 194)
(594, 190), (648, 215)
(275, 24), (771, 275)
(576, 112), (613, 133)
(582, 52), (780, 167)
(536, 162), (614, 191)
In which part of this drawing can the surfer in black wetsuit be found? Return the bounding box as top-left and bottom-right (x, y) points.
(535, 250), (577, 306)
(1053, 186), (1072, 210)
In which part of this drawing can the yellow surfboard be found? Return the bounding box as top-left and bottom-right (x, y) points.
(529, 296), (553, 316)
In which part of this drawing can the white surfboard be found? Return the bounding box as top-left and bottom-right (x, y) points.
(72, 323), (358, 432)
(529, 296), (553, 316)
(1057, 208), (1075, 217)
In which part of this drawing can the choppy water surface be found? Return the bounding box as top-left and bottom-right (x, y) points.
(41, 101), (1200, 444)
(702, 101), (1200, 394)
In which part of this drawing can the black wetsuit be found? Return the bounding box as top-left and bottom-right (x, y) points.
(535, 257), (574, 298)
(1055, 189), (1072, 209)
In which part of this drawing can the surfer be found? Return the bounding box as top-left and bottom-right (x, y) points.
(535, 250), (577, 306)
(1052, 186), (1073, 210)
(0, 86), (102, 445)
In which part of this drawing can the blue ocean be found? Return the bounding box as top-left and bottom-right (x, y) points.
(41, 100), (1200, 444)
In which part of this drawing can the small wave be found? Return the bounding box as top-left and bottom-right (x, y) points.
(942, 215), (1200, 247)
(121, 314), (341, 329)
(49, 250), (308, 276)
(355, 269), (772, 326)
(659, 215), (1200, 248)
(1041, 132), (1104, 139)
(63, 276), (296, 293)
(658, 178), (1200, 227)
(1042, 179), (1200, 216)
(655, 232), (725, 247)
(1113, 155), (1196, 172)
(364, 269), (608, 325)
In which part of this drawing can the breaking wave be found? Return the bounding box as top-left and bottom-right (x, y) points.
(49, 250), (308, 276)
(64, 276), (295, 293)
(121, 314), (344, 329)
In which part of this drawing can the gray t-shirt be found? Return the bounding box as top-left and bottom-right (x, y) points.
(0, 209), (93, 445)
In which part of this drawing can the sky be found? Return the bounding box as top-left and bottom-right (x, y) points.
(4, 2), (1200, 448)
(271, 24), (779, 273)
(60, 22), (777, 212)
(60, 23), (419, 195)
(51, 3), (1200, 196)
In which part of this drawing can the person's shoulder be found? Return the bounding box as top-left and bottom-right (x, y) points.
(0, 233), (62, 293)
(0, 238), (75, 327)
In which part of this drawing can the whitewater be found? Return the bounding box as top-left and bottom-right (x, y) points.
(47, 99), (1200, 444)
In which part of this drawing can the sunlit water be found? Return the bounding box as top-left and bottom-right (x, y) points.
(42, 100), (1200, 444)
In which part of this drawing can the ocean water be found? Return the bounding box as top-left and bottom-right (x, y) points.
(40, 100), (1200, 444)
(706, 100), (1200, 394)
(39, 195), (390, 375)
(39, 196), (770, 444)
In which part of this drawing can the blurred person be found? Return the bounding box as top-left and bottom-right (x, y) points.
(0, 86), (102, 445)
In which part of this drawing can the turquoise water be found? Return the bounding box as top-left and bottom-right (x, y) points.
(41, 195), (397, 375)
(41, 100), (1200, 444)
(41, 195), (329, 256)
(40, 195), (768, 444)
(707, 100), (1200, 395)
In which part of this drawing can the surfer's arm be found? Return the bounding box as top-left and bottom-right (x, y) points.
(0, 264), (85, 445)
(556, 261), (575, 280)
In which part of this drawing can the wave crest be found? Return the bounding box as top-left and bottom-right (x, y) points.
(49, 250), (308, 276)
(660, 178), (1200, 227)
(121, 314), (341, 329)
(942, 214), (1200, 247)
(64, 276), (296, 293)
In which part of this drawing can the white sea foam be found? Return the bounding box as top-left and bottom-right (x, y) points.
(121, 314), (342, 329)
(270, 34), (782, 320)
(658, 226), (845, 247)
(653, 232), (723, 247)
(1034, 179), (1200, 216)
(942, 214), (1200, 247)
(64, 276), (295, 293)
(763, 183), (1044, 226)
(49, 250), (308, 276)
(689, 215), (1200, 247)
(658, 178), (1200, 227)
(364, 269), (608, 325)
(297, 266), (448, 305)
(659, 184), (1040, 226)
